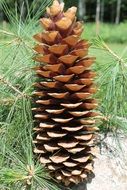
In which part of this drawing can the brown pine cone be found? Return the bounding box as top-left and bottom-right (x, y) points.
(32, 0), (99, 186)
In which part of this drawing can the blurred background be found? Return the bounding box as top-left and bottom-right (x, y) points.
(0, 0), (127, 24)
(66, 0), (127, 24)
(0, 0), (127, 43)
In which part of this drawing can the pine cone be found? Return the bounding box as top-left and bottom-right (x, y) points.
(33, 0), (99, 186)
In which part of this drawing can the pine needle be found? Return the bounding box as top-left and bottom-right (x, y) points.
(92, 36), (127, 133)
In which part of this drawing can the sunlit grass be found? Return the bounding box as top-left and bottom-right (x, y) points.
(83, 22), (127, 43)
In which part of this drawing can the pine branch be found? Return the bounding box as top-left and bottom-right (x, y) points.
(0, 98), (14, 105)
(0, 95), (32, 105)
(92, 36), (126, 63)
(26, 165), (34, 187)
(101, 42), (126, 78)
(92, 36), (127, 133)
(0, 75), (28, 98)
(0, 28), (34, 52)
(101, 40), (125, 64)
(0, 29), (17, 37)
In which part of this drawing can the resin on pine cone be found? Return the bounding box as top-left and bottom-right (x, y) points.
(33, 0), (99, 186)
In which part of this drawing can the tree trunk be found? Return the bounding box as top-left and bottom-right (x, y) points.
(111, 2), (115, 23)
(95, 0), (101, 35)
(78, 0), (86, 20)
(115, 0), (121, 24)
(101, 0), (104, 22)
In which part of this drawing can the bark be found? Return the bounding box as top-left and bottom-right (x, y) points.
(95, 0), (101, 35)
(101, 0), (105, 22)
(115, 0), (121, 24)
(78, 0), (86, 20)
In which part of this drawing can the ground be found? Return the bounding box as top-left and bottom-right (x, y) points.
(72, 134), (127, 190)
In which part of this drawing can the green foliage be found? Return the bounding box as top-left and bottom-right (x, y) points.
(0, 0), (53, 20)
(83, 22), (127, 43)
(91, 37), (127, 133)
(0, 121), (59, 190)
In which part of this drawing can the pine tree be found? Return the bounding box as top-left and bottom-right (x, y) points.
(33, 0), (98, 186)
